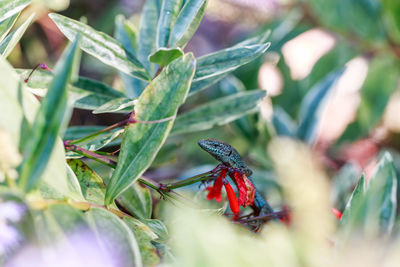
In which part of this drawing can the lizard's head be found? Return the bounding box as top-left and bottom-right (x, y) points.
(198, 139), (253, 176)
(198, 139), (235, 165)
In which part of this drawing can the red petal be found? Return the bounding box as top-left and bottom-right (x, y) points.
(242, 174), (255, 206)
(205, 171), (226, 202)
(231, 171), (247, 206)
(224, 182), (240, 214)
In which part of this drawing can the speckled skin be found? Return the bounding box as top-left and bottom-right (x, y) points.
(198, 139), (274, 215)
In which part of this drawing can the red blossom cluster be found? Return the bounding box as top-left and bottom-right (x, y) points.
(206, 168), (255, 215)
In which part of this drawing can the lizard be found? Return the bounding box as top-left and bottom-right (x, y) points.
(198, 138), (274, 216)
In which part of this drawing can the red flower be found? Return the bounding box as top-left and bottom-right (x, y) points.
(332, 208), (342, 220)
(224, 182), (240, 214)
(206, 169), (226, 202)
(205, 168), (257, 216)
(230, 171), (255, 207)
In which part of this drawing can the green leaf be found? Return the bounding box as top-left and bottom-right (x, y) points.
(0, 0), (30, 23)
(93, 97), (136, 114)
(18, 38), (79, 191)
(168, 0), (207, 48)
(0, 13), (19, 42)
(33, 204), (88, 246)
(115, 14), (137, 56)
(0, 57), (79, 199)
(123, 217), (160, 266)
(331, 163), (361, 210)
(296, 69), (344, 144)
(117, 182), (152, 219)
(65, 128), (123, 158)
(233, 29), (271, 47)
(383, 0), (400, 43)
(219, 76), (258, 139)
(189, 72), (228, 96)
(340, 55), (400, 143)
(157, 0), (183, 48)
(19, 69), (126, 111)
(138, 0), (162, 73)
(115, 15), (143, 98)
(308, 0), (385, 42)
(190, 42), (270, 94)
(86, 208), (142, 267)
(0, 13), (34, 58)
(140, 218), (169, 242)
(104, 53), (196, 205)
(49, 13), (150, 81)
(171, 90), (266, 135)
(67, 159), (107, 205)
(339, 174), (366, 232)
(340, 153), (398, 236)
(272, 107), (296, 137)
(149, 47), (183, 67)
(364, 152), (397, 234)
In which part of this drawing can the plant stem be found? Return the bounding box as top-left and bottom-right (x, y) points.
(64, 142), (117, 168)
(161, 171), (214, 190)
(69, 119), (129, 145)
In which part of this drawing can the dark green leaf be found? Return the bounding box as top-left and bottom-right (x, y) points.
(49, 13), (150, 81)
(18, 38), (79, 191)
(149, 47), (183, 67)
(296, 69), (344, 144)
(0, 0), (30, 23)
(171, 90), (266, 135)
(104, 53), (196, 205)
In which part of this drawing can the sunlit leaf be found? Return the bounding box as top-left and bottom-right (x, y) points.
(0, 13), (34, 58)
(0, 0), (30, 23)
(104, 53), (196, 205)
(0, 13), (18, 43)
(18, 38), (79, 191)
